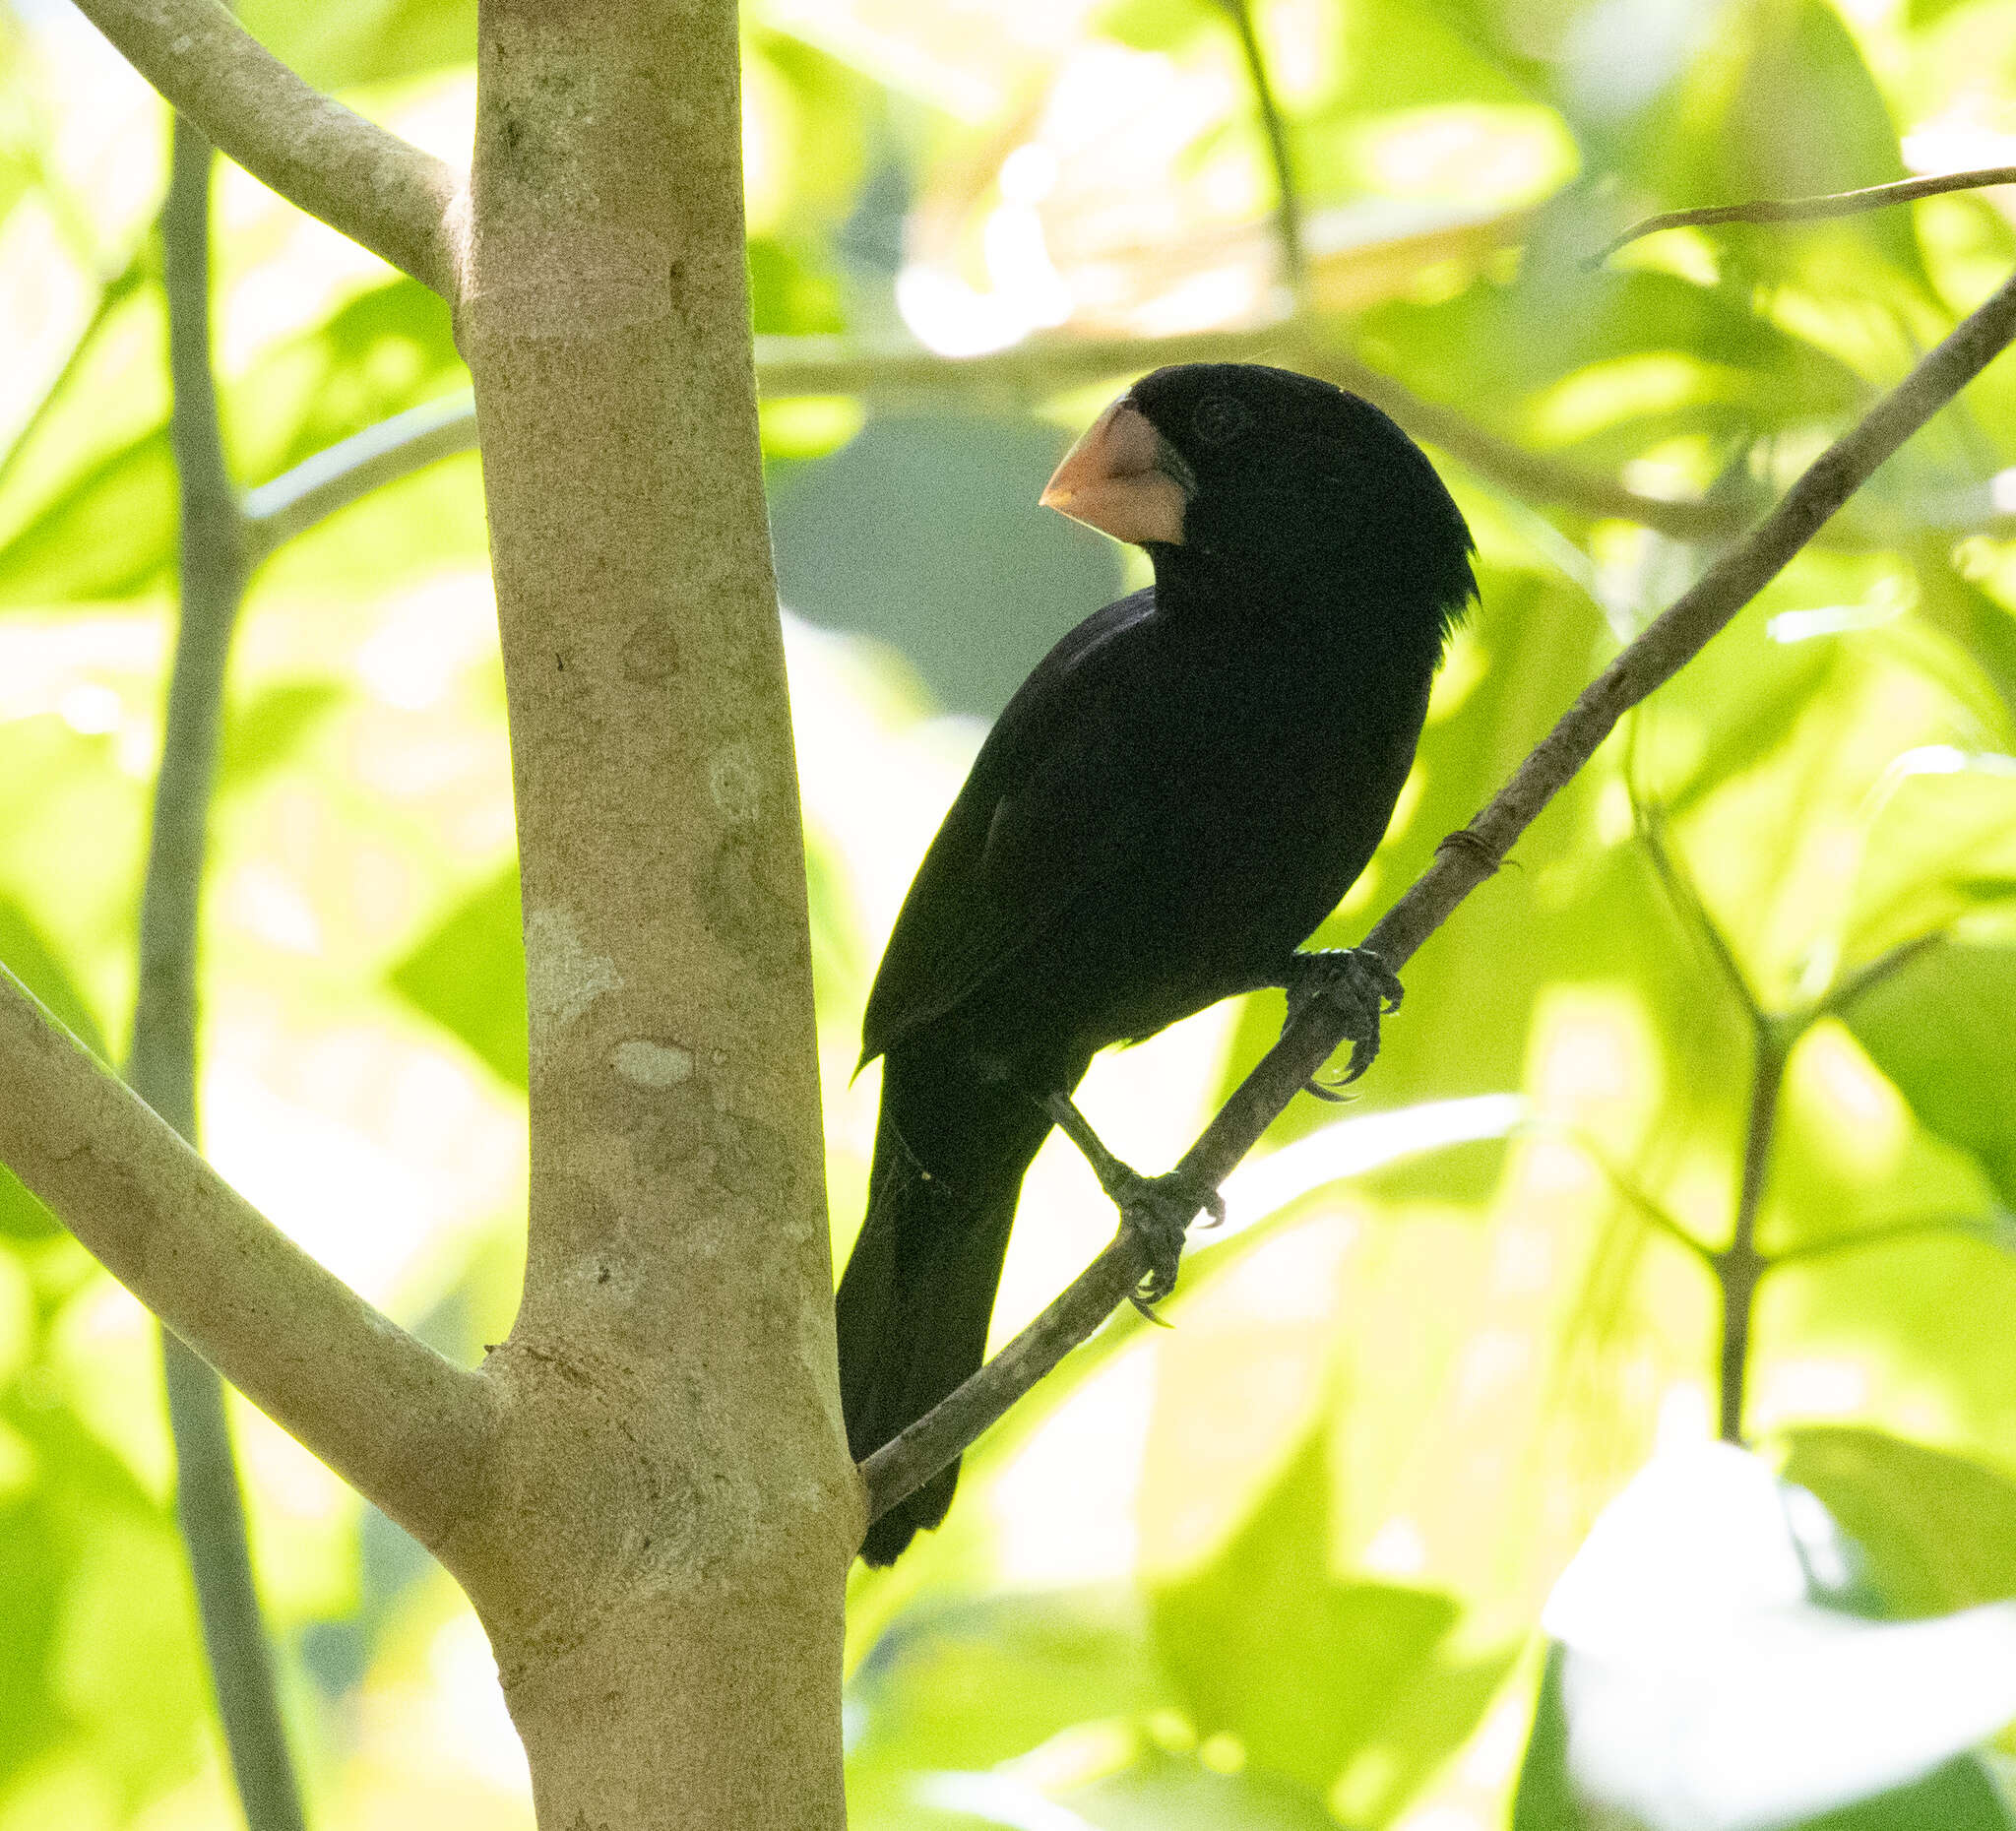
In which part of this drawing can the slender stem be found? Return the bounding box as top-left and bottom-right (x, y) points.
(1767, 1208), (2016, 1269)
(1815, 931), (1943, 1019)
(242, 391), (478, 557)
(1216, 0), (1306, 302)
(1716, 1021), (1787, 1444)
(0, 253), (149, 501)
(139, 117), (304, 1831)
(1593, 165), (2016, 267)
(234, 323), (1752, 580)
(161, 1336), (305, 1831)
(1514, 1118), (1716, 1268)
(862, 257), (2016, 1526)
(1638, 803), (1764, 1023)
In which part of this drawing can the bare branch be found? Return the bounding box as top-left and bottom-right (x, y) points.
(243, 390), (478, 555)
(1637, 802), (1765, 1024)
(1592, 166), (2016, 267)
(0, 968), (494, 1548)
(1215, 0), (1306, 303)
(862, 258), (2016, 1526)
(1815, 931), (1944, 1019)
(760, 326), (1754, 541)
(248, 324), (1748, 575)
(147, 114), (303, 1831)
(69, 0), (465, 296)
(1766, 1208), (2016, 1268)
(1714, 1024), (1788, 1443)
(860, 1235), (1149, 1525)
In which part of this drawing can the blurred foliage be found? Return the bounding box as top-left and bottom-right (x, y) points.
(3, 0), (2016, 1823)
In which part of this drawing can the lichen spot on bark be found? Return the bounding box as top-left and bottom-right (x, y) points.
(612, 1039), (694, 1087)
(708, 742), (762, 826)
(526, 906), (621, 1040)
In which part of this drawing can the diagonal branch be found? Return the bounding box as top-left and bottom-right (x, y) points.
(68, 0), (465, 297)
(1592, 165), (2016, 267)
(0, 967), (495, 1550)
(862, 257), (2016, 1527)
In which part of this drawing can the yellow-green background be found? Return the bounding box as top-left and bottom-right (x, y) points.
(2, 0), (2016, 1822)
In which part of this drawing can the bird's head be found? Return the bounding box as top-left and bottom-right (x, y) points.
(1041, 362), (1476, 641)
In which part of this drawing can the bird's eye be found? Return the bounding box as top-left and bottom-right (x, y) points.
(1191, 394), (1252, 446)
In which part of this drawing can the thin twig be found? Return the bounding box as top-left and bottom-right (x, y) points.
(1814, 930), (1943, 1019)
(1514, 1117), (1716, 1268)
(1714, 1021), (1787, 1445)
(1637, 802), (1765, 1023)
(1215, 0), (1306, 302)
(862, 257), (2016, 1526)
(241, 325), (1749, 574)
(1766, 1208), (2016, 1269)
(1591, 165), (2016, 268)
(0, 252), (149, 501)
(145, 116), (305, 1831)
(243, 391), (478, 557)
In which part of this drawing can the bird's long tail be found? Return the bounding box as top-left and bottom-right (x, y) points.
(836, 1103), (1038, 1566)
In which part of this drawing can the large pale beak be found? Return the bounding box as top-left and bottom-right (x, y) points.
(1040, 397), (1188, 545)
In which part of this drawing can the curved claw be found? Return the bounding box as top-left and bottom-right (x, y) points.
(1283, 947), (1403, 1084)
(1116, 1167), (1221, 1309)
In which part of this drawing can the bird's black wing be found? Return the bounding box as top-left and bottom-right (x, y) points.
(859, 588), (1158, 1066)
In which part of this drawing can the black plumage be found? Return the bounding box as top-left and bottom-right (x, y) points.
(838, 362), (1477, 1565)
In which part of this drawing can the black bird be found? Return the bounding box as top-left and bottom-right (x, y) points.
(838, 362), (1476, 1565)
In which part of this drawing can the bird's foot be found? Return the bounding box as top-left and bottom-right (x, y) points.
(1280, 947), (1404, 1086)
(1112, 1166), (1226, 1313)
(1040, 1091), (1224, 1312)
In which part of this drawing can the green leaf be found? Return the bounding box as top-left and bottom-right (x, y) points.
(849, 1588), (1168, 1773)
(748, 236), (848, 339)
(1510, 1648), (1576, 1831)
(0, 432), (177, 605)
(233, 0), (473, 90)
(0, 276), (464, 607)
(217, 682), (346, 797)
(0, 902), (107, 1242)
(1067, 1745), (1341, 1828)
(1153, 1428), (1459, 1797)
(0, 902), (106, 1062)
(1912, 548), (2016, 733)
(1848, 944), (2016, 1207)
(387, 867), (528, 1091)
(1782, 1426), (2016, 1619)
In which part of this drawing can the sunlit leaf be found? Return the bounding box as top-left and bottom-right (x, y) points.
(234, 0), (473, 90)
(1153, 1428), (1460, 1797)
(217, 681), (345, 797)
(0, 901), (108, 1241)
(388, 866), (528, 1092)
(1782, 1426), (2016, 1620)
(1848, 943), (2016, 1206)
